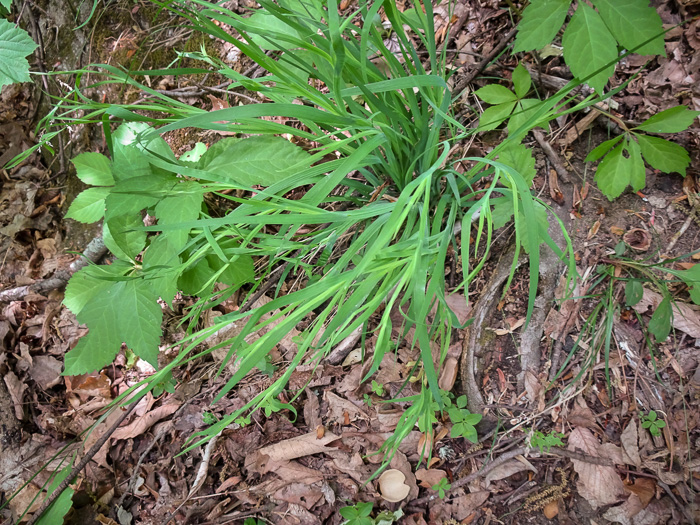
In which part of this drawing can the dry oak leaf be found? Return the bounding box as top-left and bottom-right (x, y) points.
(568, 427), (625, 508)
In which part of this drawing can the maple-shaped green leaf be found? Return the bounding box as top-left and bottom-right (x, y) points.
(594, 139), (645, 199)
(561, 3), (618, 94)
(477, 101), (516, 131)
(634, 106), (700, 134)
(512, 64), (532, 99)
(0, 19), (37, 89)
(63, 261), (132, 317)
(498, 142), (536, 185)
(636, 134), (691, 175)
(648, 295), (672, 341)
(513, 0), (571, 53)
(203, 136), (313, 186)
(592, 0), (664, 56)
(475, 84), (517, 105)
(72, 152), (114, 186)
(65, 187), (110, 223)
(65, 279), (162, 375)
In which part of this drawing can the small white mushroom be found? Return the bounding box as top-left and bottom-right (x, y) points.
(377, 469), (410, 503)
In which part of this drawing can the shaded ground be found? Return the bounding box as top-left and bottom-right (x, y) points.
(1, 1), (700, 524)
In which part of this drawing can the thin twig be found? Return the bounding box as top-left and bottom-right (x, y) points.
(533, 129), (571, 184)
(27, 401), (138, 525)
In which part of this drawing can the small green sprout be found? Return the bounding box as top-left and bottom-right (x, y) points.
(447, 395), (482, 443)
(528, 429), (565, 453)
(432, 477), (452, 499)
(339, 501), (374, 525)
(641, 410), (666, 437)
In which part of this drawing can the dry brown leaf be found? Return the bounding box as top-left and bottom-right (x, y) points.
(568, 427), (625, 508)
(29, 355), (62, 390)
(624, 477), (656, 507)
(587, 220), (601, 240)
(111, 404), (179, 440)
(450, 491), (490, 521)
(438, 357), (458, 391)
(632, 289), (700, 338)
(325, 392), (370, 425)
(273, 482), (324, 510)
(602, 494), (644, 525)
(3, 371), (26, 420)
(483, 457), (536, 486)
(415, 468), (447, 488)
(543, 500), (559, 519)
(621, 421), (642, 468)
(258, 431), (340, 462)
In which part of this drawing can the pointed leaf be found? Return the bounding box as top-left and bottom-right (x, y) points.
(636, 135), (691, 175)
(477, 101), (516, 131)
(0, 19), (37, 89)
(142, 235), (181, 304)
(507, 98), (543, 135)
(65, 187), (110, 223)
(513, 0), (571, 53)
(634, 106), (700, 134)
(498, 141), (536, 185)
(71, 152), (114, 186)
(592, 0), (665, 56)
(103, 213), (147, 261)
(648, 295), (672, 341)
(585, 135), (623, 162)
(625, 280), (643, 306)
(594, 144), (634, 199)
(204, 136), (313, 186)
(512, 64), (531, 99)
(562, 3), (618, 94)
(625, 138), (646, 192)
(120, 279), (163, 367)
(475, 84), (517, 104)
(63, 261), (132, 316)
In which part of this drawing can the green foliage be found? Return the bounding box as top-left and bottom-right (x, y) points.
(447, 395), (482, 443)
(586, 107), (699, 200)
(340, 502), (374, 525)
(0, 18), (37, 89)
(371, 380), (385, 396)
(431, 477), (451, 499)
(514, 0), (664, 94)
(528, 429), (565, 453)
(35, 464), (75, 525)
(640, 410), (666, 436)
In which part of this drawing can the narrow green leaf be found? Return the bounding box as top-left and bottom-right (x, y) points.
(648, 296), (672, 341)
(626, 138), (646, 192)
(204, 136), (313, 186)
(592, 0), (665, 56)
(0, 19), (38, 88)
(71, 152), (114, 186)
(65, 187), (110, 223)
(244, 11), (304, 50)
(634, 106), (700, 134)
(36, 464), (75, 525)
(636, 135), (691, 175)
(513, 0), (571, 53)
(625, 280), (643, 306)
(585, 135), (623, 162)
(475, 84), (517, 105)
(477, 102), (516, 131)
(561, 3), (618, 94)
(512, 63), (531, 99)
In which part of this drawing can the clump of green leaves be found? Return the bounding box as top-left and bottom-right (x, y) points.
(641, 410), (666, 437)
(340, 502), (374, 525)
(447, 395), (482, 443)
(431, 477), (451, 499)
(0, 0), (38, 90)
(528, 429), (565, 453)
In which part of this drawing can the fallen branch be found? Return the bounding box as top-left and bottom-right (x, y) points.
(0, 236), (106, 302)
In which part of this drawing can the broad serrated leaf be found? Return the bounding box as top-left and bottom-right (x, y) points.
(512, 64), (531, 99)
(103, 213), (147, 262)
(112, 145), (153, 181)
(625, 280), (643, 306)
(475, 84), (517, 105)
(507, 98), (543, 135)
(514, 200), (549, 254)
(636, 134), (690, 175)
(513, 0), (571, 53)
(204, 136), (313, 186)
(63, 261), (132, 317)
(154, 182), (203, 250)
(142, 235), (181, 304)
(490, 196), (515, 229)
(71, 152), (114, 186)
(648, 295), (672, 341)
(594, 143), (634, 199)
(634, 106), (700, 134)
(0, 19), (37, 89)
(178, 257), (214, 295)
(585, 135), (623, 162)
(65, 187), (110, 223)
(180, 142), (207, 163)
(66, 279), (162, 374)
(498, 142), (536, 185)
(592, 0), (664, 56)
(477, 102), (516, 131)
(105, 174), (176, 220)
(561, 3), (618, 94)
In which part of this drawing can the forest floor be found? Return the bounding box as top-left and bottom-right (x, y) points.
(1, 0), (700, 524)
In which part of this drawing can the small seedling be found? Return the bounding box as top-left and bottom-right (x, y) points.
(528, 429), (565, 453)
(447, 395), (482, 443)
(641, 410), (666, 437)
(432, 477), (451, 499)
(202, 412), (219, 425)
(371, 380), (385, 396)
(339, 501), (374, 525)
